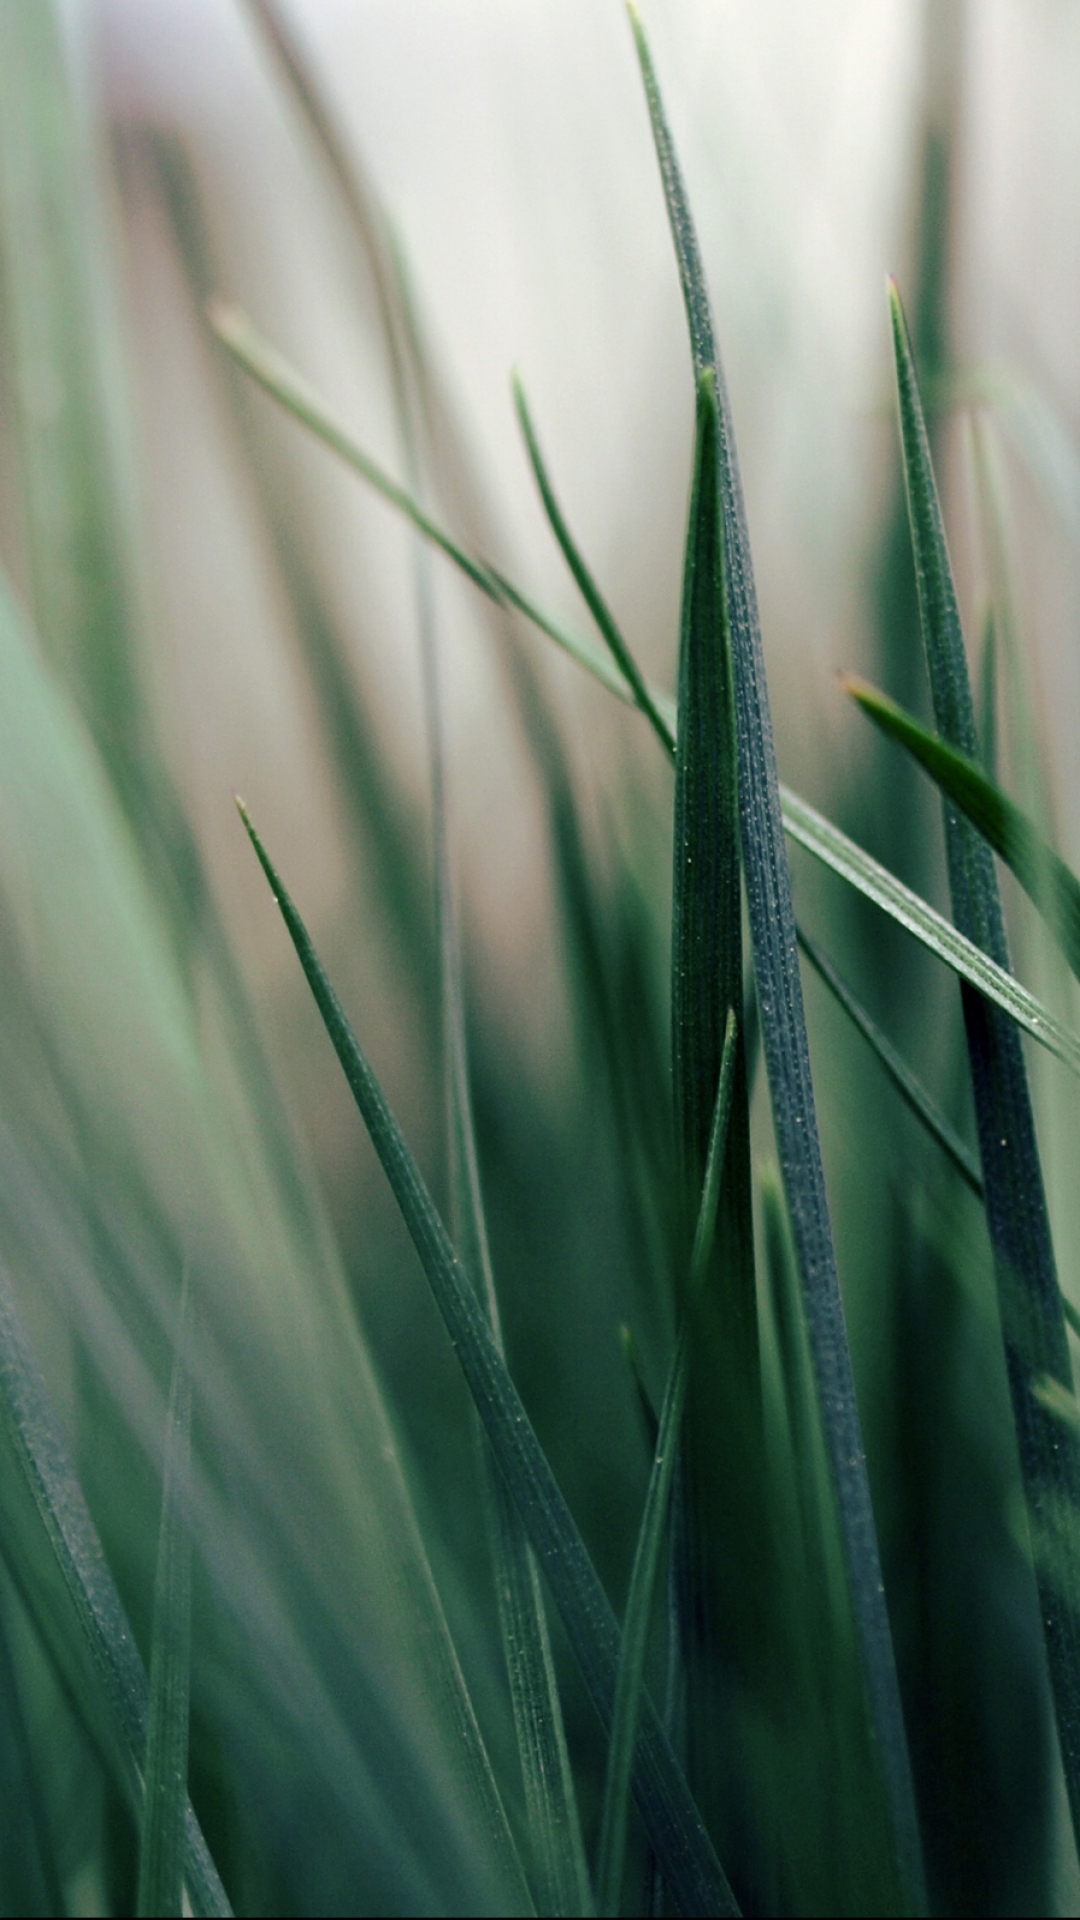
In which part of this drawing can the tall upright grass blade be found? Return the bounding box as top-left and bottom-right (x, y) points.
(596, 1013), (737, 1919)
(797, 926), (983, 1199)
(237, 801), (735, 1919)
(0, 1261), (230, 1918)
(844, 676), (1080, 986)
(137, 1278), (193, 1920)
(890, 279), (1080, 1851)
(628, 10), (925, 1905)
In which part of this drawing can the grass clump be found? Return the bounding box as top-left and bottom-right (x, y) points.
(0, 2), (1078, 1914)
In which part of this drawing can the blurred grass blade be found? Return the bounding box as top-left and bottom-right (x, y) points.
(421, 401), (590, 1920)
(782, 785), (1080, 1075)
(137, 1279), (193, 1920)
(890, 279), (1080, 1851)
(628, 9), (925, 1905)
(0, 1591), (64, 1915)
(844, 675), (1080, 984)
(209, 304), (637, 712)
(797, 925), (983, 1198)
(0, 1261), (230, 1918)
(596, 1013), (737, 1918)
(237, 801), (736, 1919)
(512, 372), (672, 752)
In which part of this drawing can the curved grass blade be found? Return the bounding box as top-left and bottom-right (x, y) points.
(137, 1278), (193, 1920)
(596, 1013), (737, 1918)
(512, 373), (672, 751)
(782, 785), (1080, 1076)
(628, 10), (925, 1906)
(844, 675), (1080, 986)
(890, 279), (1080, 1852)
(236, 801), (736, 1920)
(797, 925), (982, 1199)
(0, 1262), (231, 1918)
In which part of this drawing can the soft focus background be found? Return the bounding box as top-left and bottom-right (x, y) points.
(2, 0), (1080, 1913)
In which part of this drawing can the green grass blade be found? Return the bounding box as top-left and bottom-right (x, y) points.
(512, 373), (672, 752)
(782, 784), (1080, 1076)
(0, 1262), (230, 1918)
(797, 925), (982, 1198)
(890, 279), (1080, 1852)
(236, 801), (736, 1919)
(844, 675), (1080, 985)
(596, 1014), (737, 1918)
(137, 1280), (193, 1919)
(669, 366), (764, 1879)
(628, 10), (925, 1906)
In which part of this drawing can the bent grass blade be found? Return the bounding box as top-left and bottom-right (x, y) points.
(237, 801), (736, 1919)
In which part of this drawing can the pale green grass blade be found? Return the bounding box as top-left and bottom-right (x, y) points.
(890, 279), (1080, 1852)
(782, 785), (1080, 1076)
(237, 801), (736, 1919)
(209, 304), (637, 709)
(596, 1014), (737, 1918)
(137, 1280), (193, 1920)
(845, 676), (1080, 985)
(0, 1262), (230, 1918)
(628, 11), (924, 1905)
(797, 926), (982, 1199)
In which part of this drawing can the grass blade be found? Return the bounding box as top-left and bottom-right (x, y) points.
(782, 785), (1080, 1075)
(628, 10), (926, 1906)
(596, 1013), (737, 1918)
(844, 675), (1080, 985)
(797, 926), (983, 1198)
(236, 801), (736, 1919)
(890, 278), (1080, 1852)
(0, 1261), (230, 1918)
(137, 1280), (193, 1919)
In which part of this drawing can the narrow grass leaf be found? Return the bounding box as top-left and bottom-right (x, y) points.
(797, 925), (982, 1198)
(596, 1013), (737, 1918)
(0, 1261), (230, 1918)
(782, 785), (1080, 1076)
(844, 676), (1080, 984)
(629, 11), (925, 1905)
(137, 1279), (193, 1919)
(890, 279), (1080, 1850)
(237, 802), (736, 1919)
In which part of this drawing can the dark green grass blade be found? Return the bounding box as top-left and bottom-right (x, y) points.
(512, 373), (672, 750)
(237, 802), (735, 1919)
(0, 1262), (230, 1918)
(208, 287), (1080, 1077)
(0, 1588), (64, 1915)
(137, 1280), (193, 1919)
(797, 925), (982, 1199)
(669, 368), (764, 1882)
(890, 280), (1080, 1851)
(844, 675), (1080, 986)
(628, 11), (925, 1906)
(596, 1014), (737, 1918)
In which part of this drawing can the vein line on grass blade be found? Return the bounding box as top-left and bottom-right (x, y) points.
(889, 279), (1080, 1853)
(628, 9), (926, 1907)
(596, 1012), (738, 1918)
(236, 799), (737, 1919)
